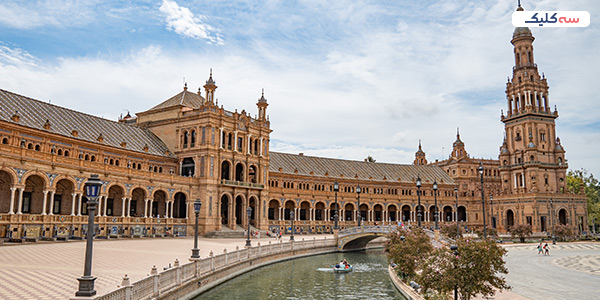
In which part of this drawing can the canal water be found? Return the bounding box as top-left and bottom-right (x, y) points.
(196, 249), (406, 300)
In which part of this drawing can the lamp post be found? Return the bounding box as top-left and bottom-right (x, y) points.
(191, 199), (201, 258)
(455, 186), (459, 238)
(451, 245), (459, 300)
(75, 174), (101, 297)
(433, 180), (439, 230)
(246, 206), (252, 247)
(478, 163), (487, 239)
(416, 176), (422, 228)
(290, 210), (295, 241)
(333, 181), (339, 230)
(490, 195), (495, 239)
(356, 185), (362, 226)
(549, 199), (556, 244)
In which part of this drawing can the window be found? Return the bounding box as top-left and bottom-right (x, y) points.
(237, 137), (243, 152)
(22, 192), (32, 213)
(53, 194), (62, 214)
(540, 133), (546, 142)
(190, 130), (196, 147)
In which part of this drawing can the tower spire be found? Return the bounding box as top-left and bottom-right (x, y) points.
(203, 69), (217, 103)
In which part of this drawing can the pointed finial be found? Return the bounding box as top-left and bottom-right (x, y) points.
(457, 127), (460, 139)
(262, 88), (264, 97)
(418, 139), (422, 150)
(184, 82), (187, 91)
(517, 0), (524, 11)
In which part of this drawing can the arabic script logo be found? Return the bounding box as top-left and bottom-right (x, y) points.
(513, 11), (590, 27)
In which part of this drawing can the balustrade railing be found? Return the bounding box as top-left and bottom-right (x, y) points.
(96, 237), (336, 300)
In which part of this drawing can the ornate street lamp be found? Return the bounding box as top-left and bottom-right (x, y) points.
(356, 185), (362, 226)
(75, 174), (101, 297)
(191, 199), (201, 258)
(433, 180), (439, 230)
(416, 176), (422, 228)
(454, 186), (459, 238)
(333, 181), (339, 230)
(246, 206), (252, 247)
(478, 163), (487, 239)
(290, 210), (295, 241)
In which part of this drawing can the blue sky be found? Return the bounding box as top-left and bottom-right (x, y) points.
(0, 0), (599, 177)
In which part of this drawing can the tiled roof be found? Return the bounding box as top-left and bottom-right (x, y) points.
(0, 89), (174, 158)
(269, 152), (455, 185)
(146, 89), (205, 112)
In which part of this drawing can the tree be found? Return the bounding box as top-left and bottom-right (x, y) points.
(567, 169), (600, 233)
(440, 223), (463, 239)
(554, 224), (573, 241)
(365, 155), (376, 163)
(417, 239), (510, 300)
(385, 228), (433, 279)
(510, 224), (532, 242)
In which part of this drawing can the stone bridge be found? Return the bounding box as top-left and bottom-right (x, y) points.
(335, 225), (397, 250)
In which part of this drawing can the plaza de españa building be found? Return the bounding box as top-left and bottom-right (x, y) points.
(0, 24), (587, 241)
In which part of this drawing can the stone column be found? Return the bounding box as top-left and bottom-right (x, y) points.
(96, 196), (102, 216)
(41, 190), (48, 215)
(126, 198), (132, 217)
(49, 191), (56, 215)
(103, 196), (108, 216)
(149, 199), (154, 218)
(8, 187), (16, 214)
(121, 196), (127, 217)
(143, 199), (148, 217)
(77, 194), (82, 216)
(71, 193), (77, 216)
(17, 188), (24, 214)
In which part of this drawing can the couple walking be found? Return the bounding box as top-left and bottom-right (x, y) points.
(537, 242), (550, 255)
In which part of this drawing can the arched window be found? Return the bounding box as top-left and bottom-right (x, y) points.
(91, 155), (96, 162)
(190, 130), (196, 147)
(64, 150), (69, 157)
(34, 145), (41, 151)
(182, 157), (195, 176)
(183, 131), (189, 148)
(115, 160), (120, 166)
(85, 154), (89, 160)
(58, 149), (63, 155)
(27, 143), (33, 149)
(1, 137), (8, 144)
(109, 159), (114, 165)
(227, 133), (233, 150)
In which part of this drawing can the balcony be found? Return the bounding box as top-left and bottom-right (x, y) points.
(221, 179), (264, 189)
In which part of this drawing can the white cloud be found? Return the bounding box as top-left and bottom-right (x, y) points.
(0, 45), (38, 67)
(0, 0), (598, 177)
(159, 0), (223, 45)
(0, 0), (97, 29)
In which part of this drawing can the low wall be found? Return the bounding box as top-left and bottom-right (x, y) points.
(97, 237), (337, 300)
(387, 265), (425, 300)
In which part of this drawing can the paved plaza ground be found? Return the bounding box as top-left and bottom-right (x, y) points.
(0, 234), (332, 300)
(0, 237), (598, 300)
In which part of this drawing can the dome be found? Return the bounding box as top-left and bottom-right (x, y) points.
(513, 27), (532, 39)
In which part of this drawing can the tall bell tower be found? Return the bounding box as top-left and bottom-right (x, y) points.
(499, 5), (567, 195)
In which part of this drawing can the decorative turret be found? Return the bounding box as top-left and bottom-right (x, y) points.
(257, 88), (268, 121)
(413, 139), (427, 165)
(451, 128), (467, 159)
(203, 69), (217, 104)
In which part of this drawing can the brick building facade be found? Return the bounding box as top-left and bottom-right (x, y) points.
(0, 22), (587, 241)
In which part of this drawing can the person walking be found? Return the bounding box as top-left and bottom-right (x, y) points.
(543, 243), (550, 256)
(537, 242), (543, 255)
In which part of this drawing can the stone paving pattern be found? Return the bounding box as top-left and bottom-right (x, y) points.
(0, 235), (330, 300)
(0, 239), (598, 300)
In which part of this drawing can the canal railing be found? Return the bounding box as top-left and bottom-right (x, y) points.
(337, 225), (397, 237)
(96, 237), (337, 300)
